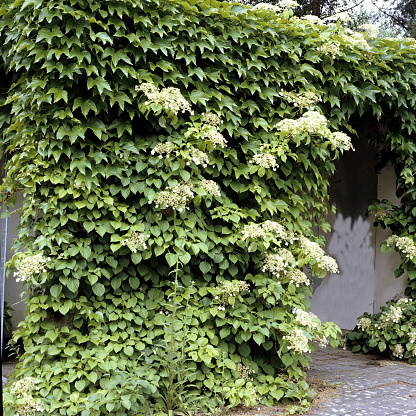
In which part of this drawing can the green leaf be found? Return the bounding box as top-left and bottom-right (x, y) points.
(238, 343), (251, 357)
(92, 283), (105, 297)
(79, 246), (92, 259)
(165, 253), (177, 267)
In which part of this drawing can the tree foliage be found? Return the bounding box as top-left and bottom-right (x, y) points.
(1, 0), (416, 414)
(373, 0), (416, 37)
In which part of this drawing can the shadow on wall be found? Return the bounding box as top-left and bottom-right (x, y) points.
(310, 213), (376, 330)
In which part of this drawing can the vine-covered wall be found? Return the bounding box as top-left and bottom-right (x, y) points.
(1, 0), (416, 414)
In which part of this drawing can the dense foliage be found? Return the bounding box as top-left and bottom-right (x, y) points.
(2, 0), (416, 413)
(347, 297), (416, 363)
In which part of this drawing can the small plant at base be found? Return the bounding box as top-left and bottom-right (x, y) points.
(347, 298), (416, 363)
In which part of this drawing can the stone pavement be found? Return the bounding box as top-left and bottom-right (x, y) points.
(304, 346), (416, 416)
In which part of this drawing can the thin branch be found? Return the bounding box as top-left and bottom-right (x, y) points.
(370, 0), (412, 31)
(334, 0), (366, 14)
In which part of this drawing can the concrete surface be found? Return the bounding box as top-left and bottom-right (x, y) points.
(304, 346), (416, 415)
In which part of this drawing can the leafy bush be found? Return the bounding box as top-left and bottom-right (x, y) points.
(1, 0), (416, 413)
(347, 297), (416, 364)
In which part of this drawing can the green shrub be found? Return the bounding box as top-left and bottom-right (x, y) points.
(347, 297), (416, 364)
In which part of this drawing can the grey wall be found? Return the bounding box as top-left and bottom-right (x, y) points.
(2, 194), (25, 337)
(310, 131), (379, 329)
(310, 127), (408, 330)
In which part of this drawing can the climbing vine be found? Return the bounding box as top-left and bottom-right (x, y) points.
(1, 0), (416, 413)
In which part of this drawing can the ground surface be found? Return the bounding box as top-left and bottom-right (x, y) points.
(225, 346), (416, 416)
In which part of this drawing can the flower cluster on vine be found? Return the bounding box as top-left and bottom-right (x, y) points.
(357, 317), (372, 330)
(122, 232), (150, 252)
(214, 280), (250, 310)
(293, 308), (317, 330)
(287, 269), (310, 286)
(318, 43), (340, 59)
(386, 235), (416, 259)
(187, 147), (209, 167)
(241, 221), (293, 244)
(202, 112), (222, 127)
(359, 24), (379, 39)
(14, 253), (49, 282)
(329, 132), (355, 151)
(376, 305), (403, 329)
(251, 153), (279, 170)
(237, 363), (255, 380)
(253, 0), (299, 12)
(392, 344), (404, 359)
(151, 142), (174, 158)
(262, 249), (296, 278)
(276, 111), (328, 136)
(136, 82), (193, 115)
(154, 182), (194, 212)
(200, 179), (221, 197)
(11, 377), (43, 416)
(279, 90), (321, 108)
(283, 327), (311, 354)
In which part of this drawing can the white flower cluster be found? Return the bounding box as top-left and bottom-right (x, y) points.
(287, 269), (310, 287)
(254, 0), (299, 12)
(283, 327), (311, 354)
(237, 363), (255, 380)
(376, 305), (403, 329)
(251, 153), (279, 170)
(409, 330), (416, 344)
(301, 15), (323, 24)
(324, 12), (351, 22)
(299, 236), (325, 259)
(136, 82), (193, 115)
(12, 377), (43, 416)
(359, 24), (379, 39)
(293, 308), (317, 330)
(342, 29), (370, 50)
(357, 317), (372, 330)
(276, 111), (328, 136)
(329, 132), (355, 151)
(397, 297), (412, 306)
(151, 142), (174, 158)
(14, 253), (49, 283)
(202, 112), (222, 127)
(241, 221), (296, 246)
(188, 147), (209, 167)
(392, 344), (404, 359)
(386, 235), (416, 259)
(262, 249), (296, 278)
(154, 182), (194, 212)
(241, 224), (265, 241)
(318, 43), (340, 59)
(279, 90), (321, 108)
(314, 334), (329, 348)
(200, 179), (221, 197)
(262, 254), (286, 277)
(262, 221), (289, 242)
(299, 236), (339, 273)
(253, 2), (280, 11)
(215, 280), (250, 310)
(203, 128), (228, 148)
(122, 232), (149, 253)
(317, 255), (339, 274)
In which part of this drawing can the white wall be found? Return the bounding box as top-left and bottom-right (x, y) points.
(374, 161), (407, 311)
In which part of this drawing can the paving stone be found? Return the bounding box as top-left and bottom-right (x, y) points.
(300, 347), (416, 415)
